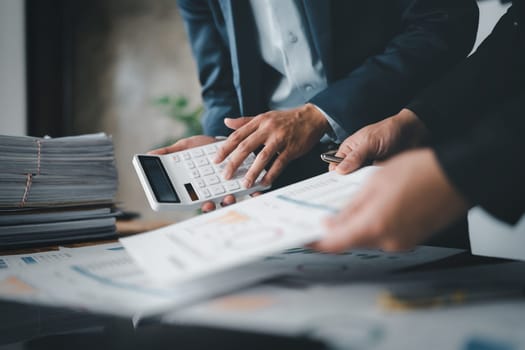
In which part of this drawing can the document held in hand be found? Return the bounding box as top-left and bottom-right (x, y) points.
(121, 167), (378, 284)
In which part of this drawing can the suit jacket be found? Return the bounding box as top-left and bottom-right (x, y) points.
(408, 0), (525, 224)
(177, 0), (479, 137)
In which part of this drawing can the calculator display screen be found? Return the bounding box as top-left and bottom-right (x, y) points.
(138, 156), (180, 203)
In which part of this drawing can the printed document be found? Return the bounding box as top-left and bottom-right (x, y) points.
(121, 167), (378, 284)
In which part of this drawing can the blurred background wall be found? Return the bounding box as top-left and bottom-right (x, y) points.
(0, 0), (26, 136)
(69, 0), (202, 222)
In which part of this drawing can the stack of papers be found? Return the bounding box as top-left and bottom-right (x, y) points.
(0, 133), (118, 248)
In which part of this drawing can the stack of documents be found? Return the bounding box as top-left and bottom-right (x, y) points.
(0, 133), (118, 248)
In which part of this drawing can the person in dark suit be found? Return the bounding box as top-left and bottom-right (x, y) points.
(153, 0), (478, 212)
(314, 1), (525, 252)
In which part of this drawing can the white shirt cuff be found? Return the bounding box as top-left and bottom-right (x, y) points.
(312, 104), (349, 144)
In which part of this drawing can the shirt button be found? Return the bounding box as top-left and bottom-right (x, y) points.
(288, 31), (298, 44)
(513, 21), (519, 27)
(304, 84), (314, 92)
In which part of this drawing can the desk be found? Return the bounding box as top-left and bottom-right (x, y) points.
(0, 219), (325, 350)
(0, 232), (524, 349)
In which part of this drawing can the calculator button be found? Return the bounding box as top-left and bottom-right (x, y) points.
(232, 167), (248, 178)
(172, 154), (180, 162)
(242, 153), (256, 164)
(200, 188), (211, 198)
(199, 166), (215, 176)
(182, 152), (191, 160)
(225, 181), (240, 191)
(190, 170), (200, 179)
(196, 179), (206, 188)
(185, 160), (195, 169)
(204, 175), (220, 185)
(205, 145), (217, 155)
(210, 185), (225, 195)
(190, 148), (204, 158)
(195, 158), (209, 167)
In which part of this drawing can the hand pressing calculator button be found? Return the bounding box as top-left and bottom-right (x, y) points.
(133, 140), (271, 211)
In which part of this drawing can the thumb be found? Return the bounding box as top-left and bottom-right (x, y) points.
(224, 117), (253, 130)
(336, 143), (371, 174)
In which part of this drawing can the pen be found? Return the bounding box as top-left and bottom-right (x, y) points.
(320, 150), (344, 164)
(378, 282), (525, 311)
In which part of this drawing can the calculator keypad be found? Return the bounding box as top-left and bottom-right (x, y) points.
(176, 142), (264, 201)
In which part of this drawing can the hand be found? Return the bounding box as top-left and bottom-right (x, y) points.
(214, 103), (330, 188)
(149, 135), (216, 155)
(312, 149), (470, 252)
(149, 135), (236, 212)
(331, 109), (428, 174)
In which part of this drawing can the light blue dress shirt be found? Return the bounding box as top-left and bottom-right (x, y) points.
(249, 0), (348, 143)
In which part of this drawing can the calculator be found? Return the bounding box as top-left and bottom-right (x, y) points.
(133, 141), (271, 211)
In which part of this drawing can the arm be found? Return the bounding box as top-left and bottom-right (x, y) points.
(177, 0), (240, 136)
(434, 91), (525, 224)
(407, 6), (523, 142)
(313, 149), (470, 252)
(311, 0), (479, 135)
(331, 5), (522, 175)
(314, 99), (525, 253)
(406, 5), (525, 223)
(214, 0), (478, 188)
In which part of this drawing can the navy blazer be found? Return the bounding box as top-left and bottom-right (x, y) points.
(177, 0), (479, 137)
(408, 0), (525, 224)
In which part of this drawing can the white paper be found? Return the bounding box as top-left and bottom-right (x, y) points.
(121, 167), (378, 284)
(469, 207), (525, 261)
(0, 243), (288, 319)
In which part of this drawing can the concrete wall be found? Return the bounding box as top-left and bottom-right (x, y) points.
(0, 0), (26, 136)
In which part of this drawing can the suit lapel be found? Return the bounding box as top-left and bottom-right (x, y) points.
(219, 0), (264, 116)
(303, 0), (334, 81)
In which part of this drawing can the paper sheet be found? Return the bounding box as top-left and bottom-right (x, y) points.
(121, 167), (378, 284)
(0, 244), (280, 318)
(162, 254), (525, 350)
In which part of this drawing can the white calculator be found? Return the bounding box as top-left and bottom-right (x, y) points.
(133, 141), (271, 211)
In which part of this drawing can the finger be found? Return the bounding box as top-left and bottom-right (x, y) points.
(324, 143), (352, 171)
(223, 133), (266, 180)
(335, 143), (370, 174)
(250, 191), (263, 197)
(224, 117), (254, 130)
(220, 195), (237, 206)
(201, 201), (216, 213)
(315, 217), (376, 253)
(149, 136), (215, 155)
(260, 151), (290, 186)
(148, 142), (185, 155)
(214, 119), (259, 163)
(242, 143), (280, 188)
(380, 239), (415, 253)
(314, 192), (374, 252)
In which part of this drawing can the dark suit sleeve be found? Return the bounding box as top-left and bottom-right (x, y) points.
(407, 7), (524, 143)
(433, 92), (525, 224)
(407, 6), (525, 223)
(310, 0), (479, 136)
(177, 0), (241, 136)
